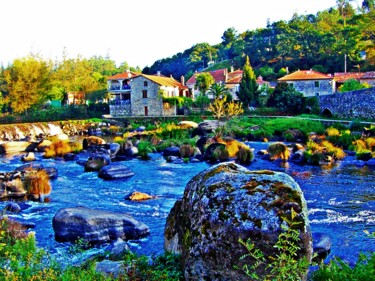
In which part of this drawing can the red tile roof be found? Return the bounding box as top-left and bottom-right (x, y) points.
(278, 70), (332, 81)
(186, 69), (227, 85)
(334, 71), (375, 83)
(107, 71), (141, 80)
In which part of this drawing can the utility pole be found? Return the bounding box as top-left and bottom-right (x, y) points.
(344, 54), (347, 73)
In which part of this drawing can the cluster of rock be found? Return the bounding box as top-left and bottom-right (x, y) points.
(0, 163), (57, 201)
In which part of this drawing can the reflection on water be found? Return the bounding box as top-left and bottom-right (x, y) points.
(0, 141), (374, 265)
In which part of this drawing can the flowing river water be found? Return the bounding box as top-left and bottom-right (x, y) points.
(0, 141), (374, 266)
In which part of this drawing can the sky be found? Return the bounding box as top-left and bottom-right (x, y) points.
(1, 0), (362, 69)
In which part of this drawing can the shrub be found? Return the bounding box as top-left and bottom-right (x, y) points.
(326, 127), (340, 137)
(321, 140), (346, 160)
(311, 252), (375, 281)
(179, 144), (195, 158)
(24, 169), (51, 198)
(268, 142), (290, 161)
(238, 208), (310, 280)
(366, 137), (375, 151)
(44, 140), (72, 158)
(236, 146), (254, 165)
(212, 145), (229, 162)
(0, 217), (28, 247)
(137, 141), (154, 160)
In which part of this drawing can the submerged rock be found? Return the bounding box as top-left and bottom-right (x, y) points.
(98, 164), (135, 180)
(164, 162), (312, 281)
(52, 207), (149, 244)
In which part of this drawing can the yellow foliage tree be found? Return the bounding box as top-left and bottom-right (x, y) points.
(208, 96), (244, 120)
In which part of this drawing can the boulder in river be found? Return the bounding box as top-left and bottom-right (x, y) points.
(98, 164), (135, 180)
(52, 206), (150, 244)
(164, 162), (312, 281)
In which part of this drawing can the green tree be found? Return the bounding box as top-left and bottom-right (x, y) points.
(338, 78), (371, 92)
(195, 72), (214, 96)
(189, 43), (218, 69)
(237, 56), (258, 108)
(208, 83), (231, 100)
(51, 56), (99, 103)
(195, 72), (214, 113)
(267, 82), (306, 114)
(3, 56), (52, 115)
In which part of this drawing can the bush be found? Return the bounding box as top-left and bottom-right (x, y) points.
(311, 252), (375, 281)
(24, 169), (51, 198)
(137, 141), (154, 160)
(268, 142), (290, 161)
(179, 144), (195, 158)
(212, 145), (229, 162)
(236, 146), (254, 165)
(44, 140), (72, 158)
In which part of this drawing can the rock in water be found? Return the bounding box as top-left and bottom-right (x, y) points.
(52, 207), (149, 244)
(164, 162), (312, 281)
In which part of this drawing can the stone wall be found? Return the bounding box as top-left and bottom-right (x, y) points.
(318, 88), (375, 119)
(291, 79), (333, 97)
(131, 76), (164, 116)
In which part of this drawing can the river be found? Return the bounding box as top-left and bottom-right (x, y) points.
(0, 141), (374, 266)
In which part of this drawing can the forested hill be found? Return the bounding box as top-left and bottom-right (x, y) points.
(143, 1), (375, 81)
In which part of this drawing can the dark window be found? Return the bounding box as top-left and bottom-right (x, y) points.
(314, 81), (320, 87)
(316, 93), (320, 96)
(144, 106), (148, 116)
(144, 81), (148, 87)
(142, 90), (147, 98)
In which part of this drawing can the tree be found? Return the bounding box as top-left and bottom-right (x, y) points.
(208, 83), (231, 100)
(51, 56), (99, 104)
(237, 56), (258, 108)
(267, 82), (306, 114)
(208, 95), (244, 121)
(189, 43), (218, 69)
(3, 56), (52, 115)
(195, 73), (214, 96)
(338, 78), (371, 92)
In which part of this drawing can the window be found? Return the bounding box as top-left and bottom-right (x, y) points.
(142, 90), (147, 98)
(314, 81), (320, 87)
(289, 83), (294, 88)
(144, 81), (148, 87)
(144, 106), (148, 116)
(315, 93), (320, 97)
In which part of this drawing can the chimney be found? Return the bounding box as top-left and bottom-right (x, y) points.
(230, 66), (234, 73)
(157, 71), (161, 76)
(181, 76), (185, 86)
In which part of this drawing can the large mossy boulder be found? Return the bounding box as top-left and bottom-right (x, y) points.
(164, 162), (312, 281)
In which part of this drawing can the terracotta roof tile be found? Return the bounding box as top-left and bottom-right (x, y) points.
(278, 70), (332, 81)
(186, 69), (227, 85)
(142, 74), (187, 89)
(107, 71), (141, 80)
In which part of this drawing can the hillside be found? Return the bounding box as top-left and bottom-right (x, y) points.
(143, 2), (375, 81)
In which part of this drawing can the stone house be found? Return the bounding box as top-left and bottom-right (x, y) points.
(278, 69), (334, 97)
(107, 71), (188, 117)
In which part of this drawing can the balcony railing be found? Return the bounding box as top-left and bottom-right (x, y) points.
(110, 100), (131, 105)
(109, 85), (131, 91)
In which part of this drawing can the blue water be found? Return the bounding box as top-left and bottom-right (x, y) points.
(0, 142), (374, 265)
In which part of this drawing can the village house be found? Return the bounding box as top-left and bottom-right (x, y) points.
(185, 67), (269, 100)
(278, 69), (334, 97)
(107, 71), (188, 117)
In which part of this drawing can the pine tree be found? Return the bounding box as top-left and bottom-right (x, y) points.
(237, 56), (258, 108)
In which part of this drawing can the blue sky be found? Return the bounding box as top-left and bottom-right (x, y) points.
(1, 0), (361, 68)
